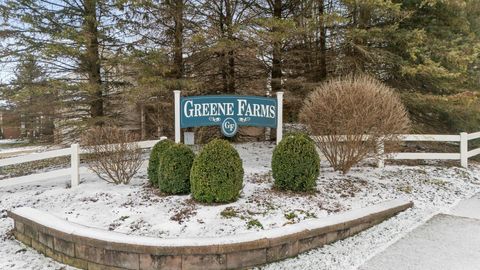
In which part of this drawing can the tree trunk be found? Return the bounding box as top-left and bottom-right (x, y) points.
(270, 0), (283, 141)
(84, 0), (103, 123)
(318, 0), (327, 80)
(226, 0), (235, 93)
(348, 1), (367, 74)
(173, 0), (184, 81)
(219, 1), (228, 93)
(271, 0), (282, 93)
(357, 3), (369, 73)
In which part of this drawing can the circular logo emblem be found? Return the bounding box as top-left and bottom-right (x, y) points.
(221, 118), (238, 137)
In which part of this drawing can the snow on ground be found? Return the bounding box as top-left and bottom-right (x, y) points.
(0, 139), (55, 158)
(0, 139), (21, 145)
(0, 145), (47, 155)
(0, 142), (479, 269)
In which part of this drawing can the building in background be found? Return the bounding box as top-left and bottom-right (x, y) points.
(0, 109), (22, 139)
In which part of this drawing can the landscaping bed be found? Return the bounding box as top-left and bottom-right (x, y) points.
(1, 142), (480, 269)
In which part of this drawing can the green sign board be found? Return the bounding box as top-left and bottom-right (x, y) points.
(174, 91), (283, 142)
(180, 95), (277, 137)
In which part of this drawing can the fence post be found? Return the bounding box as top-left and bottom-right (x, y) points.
(377, 140), (385, 168)
(460, 132), (468, 168)
(276, 91), (284, 145)
(71, 143), (80, 187)
(174, 90), (181, 143)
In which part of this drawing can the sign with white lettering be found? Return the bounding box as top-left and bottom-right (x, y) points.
(174, 92), (283, 142)
(180, 95), (277, 137)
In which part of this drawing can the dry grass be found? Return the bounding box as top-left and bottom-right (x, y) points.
(300, 75), (410, 173)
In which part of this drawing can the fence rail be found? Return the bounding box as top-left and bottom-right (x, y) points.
(0, 148), (72, 167)
(0, 133), (479, 188)
(469, 132), (480, 140)
(0, 138), (166, 188)
(376, 132), (478, 168)
(389, 152), (461, 160)
(312, 132), (479, 168)
(398, 134), (461, 142)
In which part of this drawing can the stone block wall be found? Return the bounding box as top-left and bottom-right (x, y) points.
(8, 199), (413, 270)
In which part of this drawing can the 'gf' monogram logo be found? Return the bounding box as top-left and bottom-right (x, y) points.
(221, 118), (238, 137)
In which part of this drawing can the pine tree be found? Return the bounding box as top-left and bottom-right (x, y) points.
(392, 0), (480, 93)
(189, 0), (260, 94)
(1, 0), (479, 137)
(252, 0), (301, 93)
(0, 0), (125, 129)
(2, 55), (57, 141)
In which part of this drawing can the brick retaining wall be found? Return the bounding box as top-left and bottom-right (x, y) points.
(8, 199), (413, 270)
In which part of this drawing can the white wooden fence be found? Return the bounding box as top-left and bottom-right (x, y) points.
(0, 133), (479, 188)
(377, 132), (480, 168)
(0, 139), (164, 188)
(313, 132), (480, 168)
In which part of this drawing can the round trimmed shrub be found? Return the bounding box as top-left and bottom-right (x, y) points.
(190, 139), (244, 203)
(272, 133), (320, 192)
(147, 139), (175, 186)
(158, 144), (195, 194)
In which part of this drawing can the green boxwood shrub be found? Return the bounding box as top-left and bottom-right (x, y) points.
(272, 133), (320, 192)
(190, 139), (244, 203)
(147, 139), (175, 186)
(158, 144), (195, 194)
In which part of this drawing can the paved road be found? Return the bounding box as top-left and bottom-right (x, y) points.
(360, 194), (480, 270)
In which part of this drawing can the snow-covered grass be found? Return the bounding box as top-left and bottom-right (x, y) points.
(0, 139), (22, 145)
(1, 142), (479, 269)
(0, 139), (42, 149)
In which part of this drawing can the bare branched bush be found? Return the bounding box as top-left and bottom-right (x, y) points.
(82, 126), (143, 184)
(300, 75), (410, 173)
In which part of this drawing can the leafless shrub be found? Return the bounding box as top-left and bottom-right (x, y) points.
(82, 126), (143, 184)
(300, 75), (410, 173)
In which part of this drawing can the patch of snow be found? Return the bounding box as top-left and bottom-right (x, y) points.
(0, 142), (479, 269)
(0, 145), (48, 155)
(0, 139), (22, 145)
(10, 198), (410, 247)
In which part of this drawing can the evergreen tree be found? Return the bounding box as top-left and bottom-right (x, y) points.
(1, 0), (479, 137)
(2, 55), (56, 141)
(393, 0), (480, 93)
(189, 0), (261, 94)
(0, 0), (126, 128)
